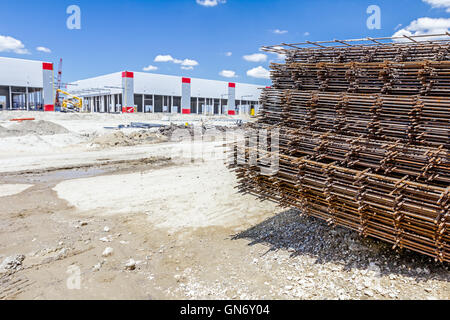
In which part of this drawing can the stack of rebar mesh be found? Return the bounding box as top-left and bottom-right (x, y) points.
(231, 35), (450, 262)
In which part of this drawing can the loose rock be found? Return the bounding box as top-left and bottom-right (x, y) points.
(0, 255), (25, 271)
(125, 259), (136, 270)
(102, 247), (114, 257)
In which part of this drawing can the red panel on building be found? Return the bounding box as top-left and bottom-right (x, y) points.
(182, 77), (191, 84)
(228, 83), (236, 88)
(122, 107), (135, 113)
(122, 71), (134, 78)
(44, 105), (54, 112)
(228, 110), (236, 115)
(42, 63), (53, 71)
(182, 109), (191, 114)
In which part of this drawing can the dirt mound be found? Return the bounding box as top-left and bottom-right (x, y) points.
(157, 123), (245, 139)
(1, 120), (69, 137)
(92, 130), (168, 148)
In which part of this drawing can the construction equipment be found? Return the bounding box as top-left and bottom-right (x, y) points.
(230, 34), (450, 262)
(56, 89), (83, 112)
(54, 58), (63, 109)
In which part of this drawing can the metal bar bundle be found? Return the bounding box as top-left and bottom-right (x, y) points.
(288, 61), (450, 96)
(263, 34), (450, 63)
(232, 35), (450, 262)
(285, 42), (450, 64)
(260, 89), (450, 148)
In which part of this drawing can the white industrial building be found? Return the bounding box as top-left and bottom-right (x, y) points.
(0, 57), (54, 111)
(70, 71), (263, 115)
(0, 56), (264, 115)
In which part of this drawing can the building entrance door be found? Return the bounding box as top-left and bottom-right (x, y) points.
(12, 93), (26, 110)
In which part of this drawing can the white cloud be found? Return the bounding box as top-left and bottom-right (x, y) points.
(219, 70), (237, 78)
(196, 0), (226, 7)
(243, 53), (267, 63)
(273, 29), (288, 34)
(154, 54), (199, 69)
(423, 0), (450, 12)
(36, 46), (51, 53)
(154, 55), (174, 62)
(181, 59), (199, 67)
(266, 46), (287, 61)
(143, 65), (158, 71)
(394, 24), (403, 31)
(276, 53), (287, 61)
(225, 51), (232, 57)
(392, 1), (450, 41)
(247, 66), (270, 79)
(392, 17), (450, 41)
(0, 35), (29, 54)
(304, 32), (310, 36)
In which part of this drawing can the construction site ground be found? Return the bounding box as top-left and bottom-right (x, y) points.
(0, 111), (448, 300)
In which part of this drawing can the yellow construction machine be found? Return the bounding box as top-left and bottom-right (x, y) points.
(56, 89), (83, 112)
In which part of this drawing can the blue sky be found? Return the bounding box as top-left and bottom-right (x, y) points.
(0, 0), (449, 85)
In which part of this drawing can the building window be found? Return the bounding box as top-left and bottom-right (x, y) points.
(154, 95), (163, 113)
(190, 97), (197, 113)
(173, 96), (181, 113)
(144, 95), (153, 112)
(163, 96), (171, 112)
(213, 99), (220, 114)
(134, 95), (143, 112)
(197, 98), (205, 114)
(221, 99), (228, 113)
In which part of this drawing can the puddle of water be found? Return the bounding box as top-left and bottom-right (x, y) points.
(0, 167), (108, 185)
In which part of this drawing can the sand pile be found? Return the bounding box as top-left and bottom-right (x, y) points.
(0, 120), (69, 137)
(92, 130), (168, 148)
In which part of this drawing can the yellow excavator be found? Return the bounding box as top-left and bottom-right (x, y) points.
(56, 89), (83, 112)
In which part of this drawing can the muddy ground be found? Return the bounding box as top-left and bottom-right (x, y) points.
(0, 112), (448, 300)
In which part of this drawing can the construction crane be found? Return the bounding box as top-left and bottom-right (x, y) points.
(56, 89), (83, 112)
(54, 58), (63, 109)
